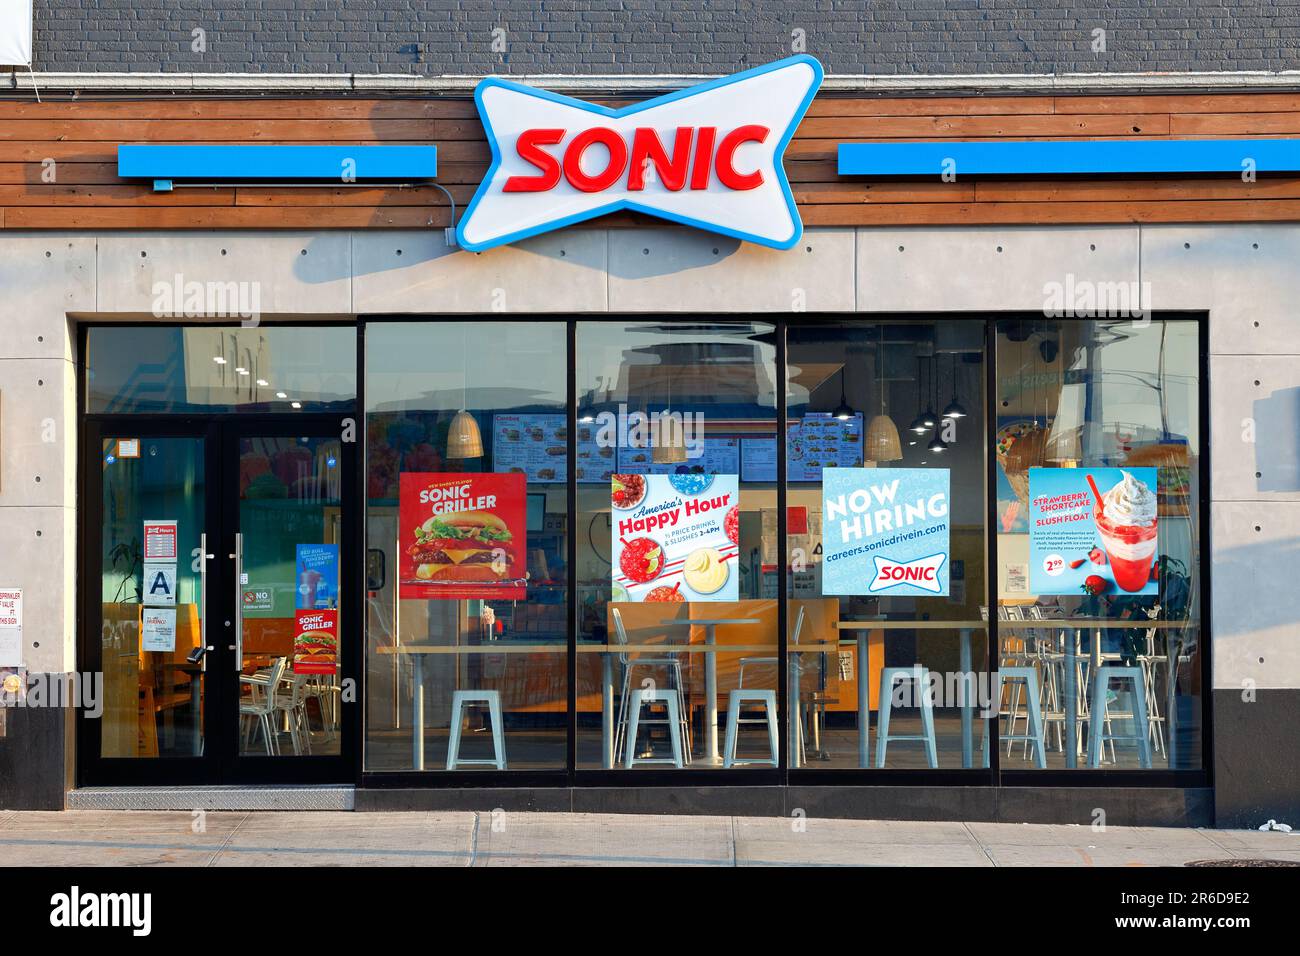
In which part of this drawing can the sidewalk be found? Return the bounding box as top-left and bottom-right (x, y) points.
(2, 810), (1298, 866)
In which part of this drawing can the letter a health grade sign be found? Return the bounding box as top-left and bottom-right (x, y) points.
(456, 56), (823, 251)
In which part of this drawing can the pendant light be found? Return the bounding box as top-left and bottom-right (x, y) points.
(920, 355), (938, 429)
(908, 358), (930, 434)
(865, 326), (902, 462)
(926, 358), (948, 452)
(651, 369), (687, 464)
(446, 325), (483, 459)
(832, 366), (855, 421)
(651, 413), (688, 464)
(942, 353), (968, 419)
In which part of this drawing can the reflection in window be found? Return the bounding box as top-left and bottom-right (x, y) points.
(87, 326), (356, 414)
(576, 320), (780, 770)
(786, 321), (988, 770)
(364, 322), (568, 771)
(995, 318), (1202, 770)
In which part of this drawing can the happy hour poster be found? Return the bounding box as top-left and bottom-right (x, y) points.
(610, 474), (739, 603)
(1028, 467), (1159, 596)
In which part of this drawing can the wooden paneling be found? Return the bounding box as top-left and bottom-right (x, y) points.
(0, 92), (1298, 229)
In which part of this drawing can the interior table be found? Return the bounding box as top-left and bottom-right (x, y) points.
(675, 618), (760, 764)
(834, 620), (985, 769)
(577, 641), (839, 769)
(374, 644), (565, 771)
(997, 618), (1193, 769)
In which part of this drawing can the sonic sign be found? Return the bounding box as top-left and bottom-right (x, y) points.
(456, 55), (823, 251)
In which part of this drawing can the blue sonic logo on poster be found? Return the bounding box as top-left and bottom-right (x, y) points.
(822, 468), (951, 597)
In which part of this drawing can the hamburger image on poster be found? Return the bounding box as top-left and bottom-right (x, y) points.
(399, 472), (527, 599)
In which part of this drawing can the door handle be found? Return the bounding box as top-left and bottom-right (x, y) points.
(230, 532), (243, 671)
(199, 533), (214, 672)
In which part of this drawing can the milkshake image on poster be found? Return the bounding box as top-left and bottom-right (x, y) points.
(1028, 467), (1159, 596)
(821, 468), (951, 598)
(610, 474), (739, 602)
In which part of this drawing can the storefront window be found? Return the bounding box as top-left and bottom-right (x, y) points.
(87, 326), (356, 414)
(786, 321), (989, 770)
(993, 317), (1202, 771)
(364, 322), (569, 771)
(575, 320), (780, 770)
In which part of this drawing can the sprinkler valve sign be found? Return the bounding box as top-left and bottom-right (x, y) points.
(821, 468), (951, 597)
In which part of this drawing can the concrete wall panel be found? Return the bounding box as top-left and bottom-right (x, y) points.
(1209, 355), (1300, 501)
(857, 225), (1140, 312)
(353, 230), (606, 314)
(0, 358), (76, 510)
(608, 228), (854, 312)
(1141, 224), (1300, 355)
(95, 233), (352, 316)
(1210, 501), (1300, 688)
(0, 236), (93, 362)
(0, 505), (74, 674)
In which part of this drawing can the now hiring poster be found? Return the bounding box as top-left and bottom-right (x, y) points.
(821, 468), (951, 597)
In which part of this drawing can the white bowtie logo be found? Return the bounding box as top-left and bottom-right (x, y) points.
(869, 553), (948, 595)
(457, 56), (823, 252)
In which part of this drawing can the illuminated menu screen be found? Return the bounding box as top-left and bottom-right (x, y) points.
(741, 413), (864, 482)
(493, 414), (613, 483)
(615, 437), (742, 476)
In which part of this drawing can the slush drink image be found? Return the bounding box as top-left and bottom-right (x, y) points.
(1095, 471), (1158, 593)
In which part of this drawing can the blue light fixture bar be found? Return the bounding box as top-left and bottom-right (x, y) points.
(838, 139), (1300, 176)
(118, 144), (438, 191)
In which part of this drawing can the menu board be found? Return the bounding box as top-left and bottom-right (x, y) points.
(574, 420), (617, 484)
(741, 413), (865, 482)
(492, 414), (568, 482)
(493, 413), (613, 483)
(615, 437), (741, 476)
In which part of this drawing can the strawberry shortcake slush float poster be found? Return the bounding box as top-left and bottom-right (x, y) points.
(821, 468), (950, 597)
(399, 472), (527, 600)
(1028, 467), (1159, 596)
(610, 474), (739, 603)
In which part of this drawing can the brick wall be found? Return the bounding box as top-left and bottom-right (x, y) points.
(25, 0), (1300, 76)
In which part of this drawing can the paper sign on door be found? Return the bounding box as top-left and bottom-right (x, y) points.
(143, 520), (178, 561)
(143, 563), (177, 607)
(141, 608), (177, 652)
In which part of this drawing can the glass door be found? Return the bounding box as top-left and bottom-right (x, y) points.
(83, 420), (221, 784)
(81, 417), (355, 786)
(223, 419), (354, 781)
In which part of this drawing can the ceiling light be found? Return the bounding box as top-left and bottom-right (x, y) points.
(256, 378), (269, 387)
(276, 391), (288, 399)
(290, 401), (302, 409)
(213, 356), (226, 365)
(942, 354), (967, 417)
(446, 409), (484, 459)
(832, 367), (855, 421)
